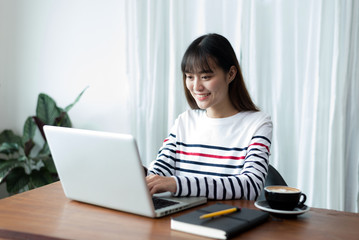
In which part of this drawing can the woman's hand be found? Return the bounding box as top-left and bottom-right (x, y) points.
(146, 175), (177, 195)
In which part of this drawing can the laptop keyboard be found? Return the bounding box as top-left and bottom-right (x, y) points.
(152, 197), (180, 210)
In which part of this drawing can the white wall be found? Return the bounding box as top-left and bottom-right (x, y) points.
(0, 0), (131, 197)
(0, 0), (130, 133)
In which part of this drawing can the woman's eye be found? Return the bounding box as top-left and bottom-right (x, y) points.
(186, 75), (194, 80)
(202, 75), (211, 80)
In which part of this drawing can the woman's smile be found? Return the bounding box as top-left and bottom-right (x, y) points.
(194, 92), (211, 101)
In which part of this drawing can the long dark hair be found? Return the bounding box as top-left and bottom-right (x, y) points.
(181, 33), (259, 112)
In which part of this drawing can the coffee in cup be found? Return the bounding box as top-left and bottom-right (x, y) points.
(264, 186), (306, 211)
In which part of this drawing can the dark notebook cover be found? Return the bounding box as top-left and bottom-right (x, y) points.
(171, 203), (269, 239)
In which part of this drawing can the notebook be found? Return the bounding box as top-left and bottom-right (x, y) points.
(171, 203), (269, 239)
(44, 126), (207, 218)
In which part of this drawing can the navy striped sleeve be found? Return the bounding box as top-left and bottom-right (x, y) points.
(147, 133), (177, 177)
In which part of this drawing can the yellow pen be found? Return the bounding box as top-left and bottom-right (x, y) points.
(199, 207), (240, 219)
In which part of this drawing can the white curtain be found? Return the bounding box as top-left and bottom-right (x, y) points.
(124, 0), (359, 212)
(240, 0), (359, 212)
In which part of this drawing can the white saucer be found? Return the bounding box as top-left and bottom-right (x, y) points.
(254, 200), (310, 215)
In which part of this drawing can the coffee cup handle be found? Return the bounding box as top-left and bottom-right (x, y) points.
(297, 193), (307, 208)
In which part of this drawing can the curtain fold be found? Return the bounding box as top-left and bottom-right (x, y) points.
(125, 0), (170, 165)
(124, 0), (359, 212)
(344, 0), (359, 211)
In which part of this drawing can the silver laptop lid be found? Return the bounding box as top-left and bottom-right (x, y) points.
(44, 126), (156, 217)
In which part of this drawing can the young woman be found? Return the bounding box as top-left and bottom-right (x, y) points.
(146, 33), (272, 200)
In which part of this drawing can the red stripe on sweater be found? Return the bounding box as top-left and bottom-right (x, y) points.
(249, 143), (270, 152)
(176, 150), (245, 160)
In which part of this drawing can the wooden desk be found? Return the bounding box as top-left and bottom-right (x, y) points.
(0, 182), (358, 240)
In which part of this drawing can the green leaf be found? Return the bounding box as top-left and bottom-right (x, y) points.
(23, 139), (35, 157)
(0, 159), (26, 184)
(32, 116), (46, 141)
(28, 158), (44, 172)
(36, 93), (62, 125)
(22, 117), (36, 144)
(0, 142), (20, 154)
(0, 130), (22, 146)
(35, 143), (57, 174)
(5, 168), (30, 194)
(55, 111), (72, 127)
(29, 168), (53, 188)
(6, 167), (54, 194)
(64, 86), (89, 112)
(43, 156), (57, 174)
(11, 155), (33, 175)
(22, 117), (36, 156)
(38, 142), (51, 156)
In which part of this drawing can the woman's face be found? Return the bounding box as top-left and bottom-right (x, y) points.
(185, 61), (237, 118)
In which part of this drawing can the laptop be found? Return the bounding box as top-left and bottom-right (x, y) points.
(44, 125), (207, 218)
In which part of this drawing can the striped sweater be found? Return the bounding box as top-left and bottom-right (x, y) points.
(148, 109), (272, 200)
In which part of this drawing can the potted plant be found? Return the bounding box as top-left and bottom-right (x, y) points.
(0, 88), (87, 195)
